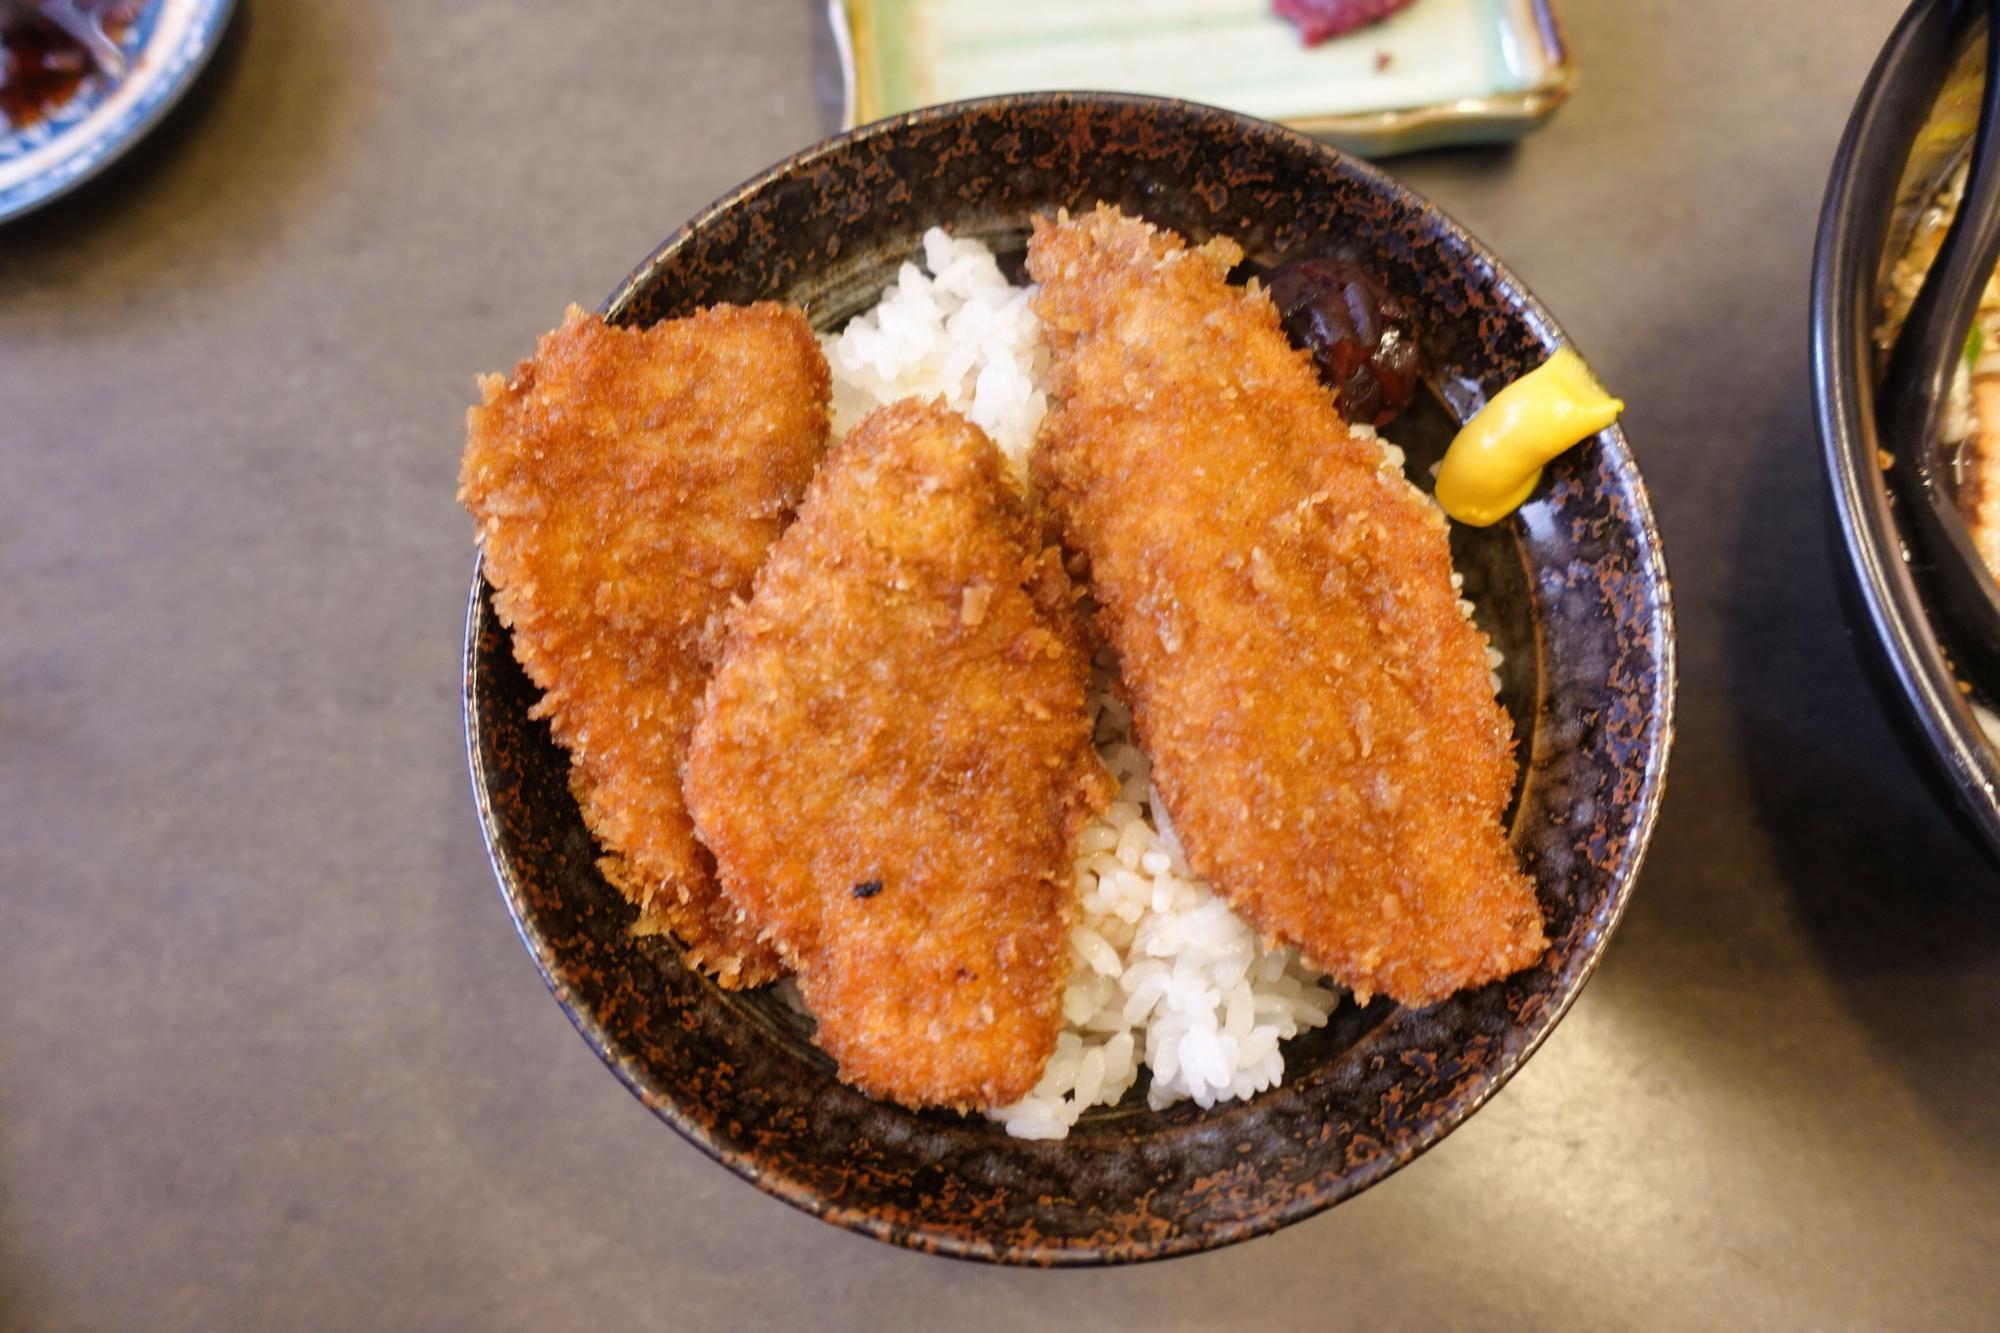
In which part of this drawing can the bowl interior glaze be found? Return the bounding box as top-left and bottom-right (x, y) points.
(465, 93), (1674, 1265)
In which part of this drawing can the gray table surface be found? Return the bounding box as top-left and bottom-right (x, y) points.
(6, 1), (1998, 1328)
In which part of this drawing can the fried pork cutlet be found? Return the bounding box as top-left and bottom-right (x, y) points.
(684, 399), (1112, 1108)
(460, 303), (831, 988)
(1027, 206), (1545, 1006)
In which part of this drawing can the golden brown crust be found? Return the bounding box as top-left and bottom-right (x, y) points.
(685, 399), (1112, 1108)
(459, 303), (831, 988)
(1027, 206), (1545, 1007)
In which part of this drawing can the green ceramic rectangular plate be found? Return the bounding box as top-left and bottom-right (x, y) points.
(831, 0), (1572, 157)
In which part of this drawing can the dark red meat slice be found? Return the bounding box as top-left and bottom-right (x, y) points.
(1274, 0), (1418, 46)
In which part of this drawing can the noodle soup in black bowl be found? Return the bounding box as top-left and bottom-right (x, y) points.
(1814, 0), (2000, 865)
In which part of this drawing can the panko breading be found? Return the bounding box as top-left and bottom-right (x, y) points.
(460, 303), (830, 988)
(684, 399), (1112, 1108)
(1028, 206), (1546, 1006)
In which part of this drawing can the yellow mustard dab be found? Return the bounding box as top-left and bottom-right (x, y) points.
(1434, 347), (1624, 527)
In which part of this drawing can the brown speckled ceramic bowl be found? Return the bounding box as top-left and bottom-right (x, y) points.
(463, 94), (1675, 1265)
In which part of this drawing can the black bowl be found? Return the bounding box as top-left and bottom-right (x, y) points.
(1813, 0), (2000, 863)
(464, 93), (1675, 1264)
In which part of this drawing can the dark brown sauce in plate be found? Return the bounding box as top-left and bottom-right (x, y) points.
(1, 2), (141, 131)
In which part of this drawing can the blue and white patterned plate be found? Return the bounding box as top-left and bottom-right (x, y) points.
(0, 0), (236, 224)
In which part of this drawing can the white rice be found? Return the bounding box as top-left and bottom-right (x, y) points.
(985, 679), (1339, 1140)
(820, 228), (1489, 1140)
(825, 229), (1051, 464)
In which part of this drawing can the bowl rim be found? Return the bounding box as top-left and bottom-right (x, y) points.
(463, 89), (1677, 1264)
(1811, 0), (2000, 858)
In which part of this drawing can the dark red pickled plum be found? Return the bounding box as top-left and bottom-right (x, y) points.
(1274, 0), (1418, 46)
(1263, 257), (1423, 427)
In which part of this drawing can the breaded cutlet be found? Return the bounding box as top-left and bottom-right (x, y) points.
(460, 303), (830, 988)
(684, 398), (1112, 1108)
(1028, 206), (1545, 1006)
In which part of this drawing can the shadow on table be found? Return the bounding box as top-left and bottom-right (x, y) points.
(0, 1068), (41, 1327)
(1730, 406), (2000, 1157)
